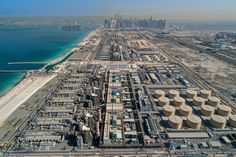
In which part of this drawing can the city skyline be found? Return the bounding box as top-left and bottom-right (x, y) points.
(0, 0), (236, 20)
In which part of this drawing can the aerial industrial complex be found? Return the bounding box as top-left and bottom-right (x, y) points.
(0, 17), (236, 156)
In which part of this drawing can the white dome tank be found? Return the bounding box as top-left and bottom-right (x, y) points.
(201, 105), (215, 117)
(210, 115), (226, 129)
(217, 105), (231, 117)
(187, 115), (202, 129)
(154, 90), (165, 99)
(163, 105), (175, 117)
(179, 105), (193, 117)
(208, 96), (220, 107)
(173, 96), (185, 107)
(193, 97), (205, 107)
(168, 90), (179, 99)
(229, 115), (236, 128)
(168, 115), (182, 129)
(186, 90), (197, 99)
(158, 97), (170, 106)
(200, 90), (211, 99)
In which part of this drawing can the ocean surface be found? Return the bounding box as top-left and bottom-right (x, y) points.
(0, 23), (91, 96)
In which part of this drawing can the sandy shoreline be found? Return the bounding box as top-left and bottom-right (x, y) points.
(40, 29), (98, 71)
(0, 28), (99, 126)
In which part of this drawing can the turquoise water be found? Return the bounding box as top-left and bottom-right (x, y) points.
(0, 24), (91, 96)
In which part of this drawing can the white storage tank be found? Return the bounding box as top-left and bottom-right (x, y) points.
(168, 115), (182, 129)
(208, 96), (220, 107)
(163, 105), (175, 117)
(217, 105), (231, 117)
(210, 115), (226, 129)
(186, 90), (197, 99)
(229, 115), (236, 128)
(158, 97), (170, 106)
(200, 90), (211, 99)
(168, 89), (179, 99)
(154, 90), (165, 99)
(193, 97), (205, 107)
(173, 96), (185, 107)
(179, 105), (193, 117)
(187, 115), (202, 129)
(201, 105), (215, 116)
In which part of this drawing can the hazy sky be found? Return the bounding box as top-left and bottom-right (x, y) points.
(0, 0), (235, 20)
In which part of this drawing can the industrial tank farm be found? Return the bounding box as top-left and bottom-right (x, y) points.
(2, 26), (236, 156)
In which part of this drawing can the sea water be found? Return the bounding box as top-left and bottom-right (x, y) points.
(0, 21), (91, 96)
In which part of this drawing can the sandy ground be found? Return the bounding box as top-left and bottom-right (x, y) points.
(157, 41), (236, 94)
(0, 74), (56, 126)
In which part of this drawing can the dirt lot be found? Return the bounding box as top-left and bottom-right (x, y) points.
(156, 39), (236, 96)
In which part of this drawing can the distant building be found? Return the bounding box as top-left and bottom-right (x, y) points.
(104, 14), (167, 30)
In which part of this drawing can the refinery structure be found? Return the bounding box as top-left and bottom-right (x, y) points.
(0, 18), (236, 157)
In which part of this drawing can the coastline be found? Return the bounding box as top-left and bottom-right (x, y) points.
(0, 29), (93, 97)
(0, 28), (98, 126)
(0, 73), (25, 97)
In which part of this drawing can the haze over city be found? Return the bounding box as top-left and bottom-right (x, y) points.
(1, 0), (236, 20)
(0, 0), (236, 157)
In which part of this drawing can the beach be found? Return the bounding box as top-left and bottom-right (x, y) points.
(0, 74), (56, 126)
(0, 28), (98, 126)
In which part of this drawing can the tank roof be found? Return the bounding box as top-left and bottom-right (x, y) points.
(201, 105), (214, 111)
(208, 96), (220, 102)
(211, 115), (226, 123)
(174, 96), (185, 102)
(194, 97), (205, 102)
(187, 115), (202, 124)
(180, 105), (192, 112)
(169, 115), (182, 123)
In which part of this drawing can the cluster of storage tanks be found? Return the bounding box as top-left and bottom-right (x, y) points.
(154, 89), (236, 130)
(142, 53), (168, 62)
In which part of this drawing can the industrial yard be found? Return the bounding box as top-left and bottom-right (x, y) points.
(0, 25), (236, 156)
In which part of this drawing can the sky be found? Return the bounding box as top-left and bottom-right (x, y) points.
(0, 0), (236, 20)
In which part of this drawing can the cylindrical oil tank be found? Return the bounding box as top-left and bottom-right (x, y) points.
(187, 115), (202, 129)
(168, 90), (179, 99)
(154, 90), (165, 99)
(168, 115), (182, 129)
(217, 105), (231, 117)
(229, 115), (236, 128)
(158, 97), (170, 106)
(186, 90), (197, 99)
(193, 97), (205, 107)
(163, 105), (175, 117)
(201, 105), (214, 116)
(200, 90), (211, 99)
(173, 96), (185, 107)
(179, 105), (193, 117)
(210, 115), (226, 129)
(208, 96), (220, 107)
